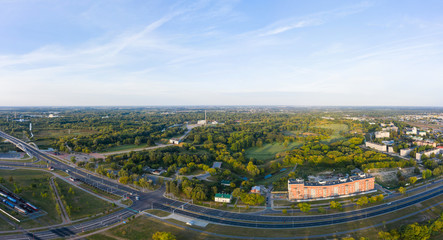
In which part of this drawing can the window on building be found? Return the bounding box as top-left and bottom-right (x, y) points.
(311, 189), (316, 198)
(323, 188), (327, 197)
(334, 187), (338, 195)
(355, 182), (360, 192)
(304, 187), (308, 199)
(345, 185), (349, 194)
(366, 180), (369, 191)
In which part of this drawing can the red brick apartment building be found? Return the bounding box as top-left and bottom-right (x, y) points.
(288, 173), (375, 201)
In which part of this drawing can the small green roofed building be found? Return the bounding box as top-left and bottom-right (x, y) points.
(215, 193), (232, 203)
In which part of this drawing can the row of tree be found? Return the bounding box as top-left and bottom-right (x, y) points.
(378, 212), (443, 240)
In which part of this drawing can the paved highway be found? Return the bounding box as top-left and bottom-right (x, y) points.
(1, 130), (443, 239)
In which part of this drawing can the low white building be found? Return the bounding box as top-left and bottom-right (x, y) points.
(416, 149), (443, 160)
(382, 126), (399, 132)
(215, 193), (232, 203)
(365, 142), (387, 152)
(400, 148), (415, 157)
(418, 131), (427, 136)
(375, 131), (390, 138)
(381, 123), (398, 132)
(388, 146), (395, 153)
(406, 127), (418, 135)
(169, 138), (180, 144)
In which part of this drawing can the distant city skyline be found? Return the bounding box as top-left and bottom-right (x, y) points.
(1, 0), (442, 106)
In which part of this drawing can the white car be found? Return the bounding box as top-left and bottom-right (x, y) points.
(186, 220), (196, 226)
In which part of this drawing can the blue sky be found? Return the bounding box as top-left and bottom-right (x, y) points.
(0, 0), (442, 106)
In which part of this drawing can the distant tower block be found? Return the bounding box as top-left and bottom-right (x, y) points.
(197, 110), (207, 125)
(29, 123), (32, 131)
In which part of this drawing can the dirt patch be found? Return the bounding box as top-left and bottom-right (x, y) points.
(302, 132), (319, 136)
(60, 153), (99, 162)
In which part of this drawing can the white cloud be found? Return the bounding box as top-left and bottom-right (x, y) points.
(253, 1), (372, 37)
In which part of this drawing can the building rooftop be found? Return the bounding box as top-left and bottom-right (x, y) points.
(251, 186), (261, 191)
(212, 162), (222, 169)
(382, 140), (395, 145)
(215, 193), (231, 199)
(289, 174), (374, 186)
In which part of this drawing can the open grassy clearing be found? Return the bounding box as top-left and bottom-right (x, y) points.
(78, 183), (122, 200)
(0, 169), (61, 228)
(121, 199), (133, 206)
(54, 170), (70, 177)
(145, 209), (171, 217)
(101, 144), (151, 153)
(245, 142), (302, 161)
(256, 168), (293, 185)
(190, 200), (264, 213)
(55, 178), (116, 220)
(273, 194), (361, 208)
(32, 140), (52, 149)
(314, 123), (349, 142)
(34, 159), (50, 165)
(183, 169), (206, 176)
(0, 216), (14, 231)
(0, 156), (37, 163)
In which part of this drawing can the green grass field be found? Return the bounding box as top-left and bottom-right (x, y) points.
(183, 169), (206, 176)
(245, 142), (302, 161)
(0, 169), (61, 227)
(55, 178), (116, 220)
(0, 216), (14, 230)
(145, 209), (171, 217)
(101, 144), (152, 153)
(78, 183), (121, 200)
(0, 156), (36, 163)
(256, 168), (293, 185)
